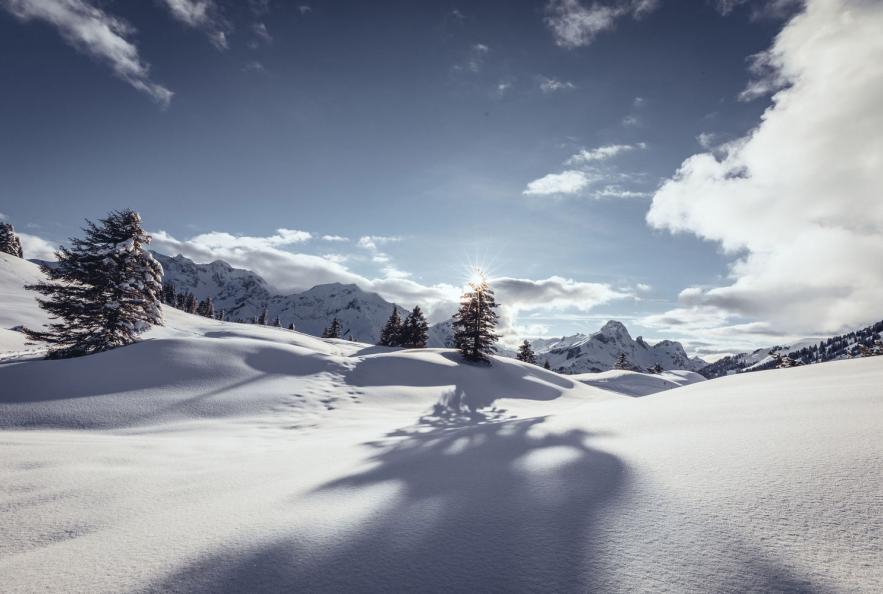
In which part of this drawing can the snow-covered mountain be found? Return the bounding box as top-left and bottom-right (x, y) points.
(154, 252), (407, 343)
(532, 320), (706, 373)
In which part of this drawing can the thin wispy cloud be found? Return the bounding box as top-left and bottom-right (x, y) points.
(544, 0), (660, 48)
(539, 76), (576, 93)
(524, 142), (648, 197)
(0, 0), (173, 105)
(160, 0), (230, 50)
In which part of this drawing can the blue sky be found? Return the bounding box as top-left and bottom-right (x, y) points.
(2, 0), (881, 358)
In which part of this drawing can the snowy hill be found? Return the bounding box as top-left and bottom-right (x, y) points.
(572, 368), (706, 397)
(0, 253), (50, 357)
(154, 252), (408, 343)
(0, 252), (881, 591)
(533, 320), (706, 373)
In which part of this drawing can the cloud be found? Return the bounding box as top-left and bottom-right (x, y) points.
(18, 232), (57, 261)
(544, 0), (659, 48)
(321, 235), (349, 242)
(252, 21), (271, 43)
(0, 212), (6, 220)
(539, 76), (576, 93)
(647, 0), (883, 336)
(159, 0), (229, 49)
(1, 0), (172, 105)
(565, 142), (646, 164)
(523, 170), (594, 196)
(298, 5), (312, 15)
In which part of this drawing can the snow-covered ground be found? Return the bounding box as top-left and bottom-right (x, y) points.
(572, 368), (706, 397)
(1, 253), (881, 592)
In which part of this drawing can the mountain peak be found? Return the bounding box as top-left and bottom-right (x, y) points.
(598, 320), (630, 338)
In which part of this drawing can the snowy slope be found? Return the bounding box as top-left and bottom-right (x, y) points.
(1, 295), (881, 591)
(0, 252), (49, 358)
(154, 252), (408, 343)
(572, 368), (706, 397)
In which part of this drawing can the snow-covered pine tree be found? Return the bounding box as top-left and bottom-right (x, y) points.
(516, 339), (537, 364)
(196, 297), (214, 318)
(0, 222), (24, 257)
(401, 306), (429, 348)
(322, 318), (342, 338)
(257, 307), (268, 325)
(24, 209), (163, 359)
(543, 359), (551, 370)
(216, 309), (225, 321)
(650, 363), (664, 374)
(183, 292), (197, 314)
(452, 275), (499, 363)
(379, 306), (403, 346)
(613, 352), (631, 370)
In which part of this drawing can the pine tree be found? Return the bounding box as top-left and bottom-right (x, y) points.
(379, 306), (403, 346)
(452, 275), (499, 363)
(162, 282), (177, 306)
(183, 292), (197, 314)
(196, 297), (214, 318)
(257, 306), (268, 325)
(613, 352), (631, 370)
(216, 309), (225, 321)
(273, 316), (281, 327)
(401, 305), (429, 348)
(543, 359), (551, 370)
(287, 322), (295, 330)
(322, 318), (342, 339)
(23, 209), (162, 358)
(650, 363), (664, 374)
(516, 339), (537, 364)
(0, 222), (24, 258)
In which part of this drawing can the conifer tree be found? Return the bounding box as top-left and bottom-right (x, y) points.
(24, 209), (162, 358)
(273, 316), (281, 327)
(379, 306), (403, 346)
(288, 322), (295, 330)
(401, 306), (429, 348)
(183, 292), (197, 314)
(257, 306), (268, 325)
(613, 352), (631, 370)
(162, 282), (177, 306)
(543, 359), (551, 370)
(452, 275), (499, 363)
(650, 363), (664, 374)
(0, 222), (24, 258)
(196, 297), (214, 318)
(516, 339), (537, 364)
(322, 317), (342, 338)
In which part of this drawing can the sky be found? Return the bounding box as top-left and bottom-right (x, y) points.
(1, 0), (881, 358)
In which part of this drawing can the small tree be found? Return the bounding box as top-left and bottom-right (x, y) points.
(379, 306), (403, 346)
(24, 209), (162, 358)
(649, 363), (664, 374)
(543, 359), (551, 370)
(322, 318), (342, 339)
(401, 305), (429, 348)
(516, 339), (537, 364)
(197, 297), (214, 319)
(452, 275), (499, 363)
(613, 352), (632, 370)
(183, 292), (197, 314)
(273, 316), (281, 327)
(257, 306), (268, 326)
(162, 282), (177, 305)
(0, 222), (24, 258)
(287, 322), (295, 330)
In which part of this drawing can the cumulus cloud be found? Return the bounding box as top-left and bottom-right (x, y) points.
(159, 0), (229, 49)
(18, 232), (57, 261)
(544, 0), (659, 48)
(1, 0), (173, 105)
(523, 170), (594, 196)
(647, 0), (883, 336)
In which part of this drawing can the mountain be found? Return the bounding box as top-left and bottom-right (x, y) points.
(153, 252), (407, 343)
(531, 321), (706, 373)
(699, 319), (883, 378)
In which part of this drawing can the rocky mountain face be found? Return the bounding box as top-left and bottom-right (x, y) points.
(154, 252), (407, 343)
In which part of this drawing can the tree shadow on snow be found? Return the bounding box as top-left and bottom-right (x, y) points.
(143, 414), (627, 593)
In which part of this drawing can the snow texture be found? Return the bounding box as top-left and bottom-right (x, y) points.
(1, 254), (881, 592)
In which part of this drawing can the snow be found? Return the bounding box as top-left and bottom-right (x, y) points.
(572, 368), (706, 397)
(0, 253), (49, 357)
(1, 255), (881, 592)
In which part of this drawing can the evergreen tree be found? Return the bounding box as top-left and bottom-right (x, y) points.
(216, 309), (225, 321)
(0, 222), (24, 258)
(183, 292), (197, 314)
(175, 292), (186, 310)
(379, 306), (403, 346)
(162, 282), (177, 306)
(452, 275), (499, 363)
(613, 352), (632, 370)
(273, 316), (281, 327)
(543, 359), (551, 370)
(287, 322), (295, 330)
(516, 339), (537, 364)
(23, 209), (162, 358)
(322, 317), (342, 338)
(650, 363), (664, 374)
(196, 297), (214, 319)
(401, 306), (429, 348)
(257, 306), (268, 325)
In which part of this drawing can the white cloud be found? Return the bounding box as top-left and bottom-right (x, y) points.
(297, 5), (312, 15)
(566, 142), (646, 164)
(647, 0), (883, 336)
(252, 21), (271, 43)
(18, 232), (57, 261)
(0, 212), (6, 220)
(159, 0), (229, 49)
(321, 235), (349, 242)
(544, 0), (659, 48)
(621, 114), (640, 127)
(1, 0), (172, 105)
(593, 185), (648, 199)
(539, 76), (576, 93)
(523, 170), (593, 196)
